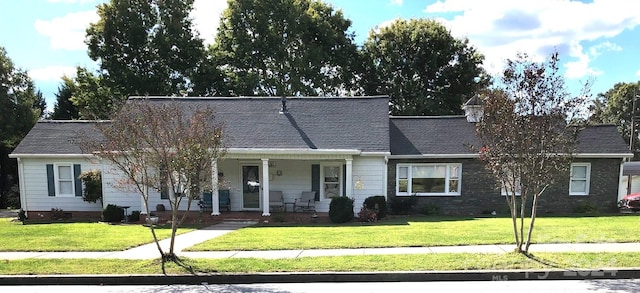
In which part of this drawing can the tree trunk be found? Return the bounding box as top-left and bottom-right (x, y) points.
(524, 186), (547, 253)
(507, 194), (521, 252)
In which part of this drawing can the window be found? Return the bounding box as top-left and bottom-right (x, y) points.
(570, 163), (590, 195)
(396, 163), (461, 196)
(56, 165), (74, 196)
(500, 170), (521, 196)
(322, 165), (342, 198)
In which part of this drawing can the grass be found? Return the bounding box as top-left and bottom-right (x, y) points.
(0, 218), (196, 251)
(0, 252), (634, 274)
(188, 215), (640, 251)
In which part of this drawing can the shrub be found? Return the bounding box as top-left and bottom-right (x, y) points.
(389, 195), (417, 215)
(357, 207), (377, 222)
(129, 210), (141, 222)
(79, 170), (102, 203)
(363, 195), (387, 219)
(17, 209), (27, 222)
(420, 203), (440, 216)
(156, 204), (166, 212)
(102, 204), (124, 223)
(329, 196), (354, 223)
(573, 202), (598, 214)
(50, 208), (65, 220)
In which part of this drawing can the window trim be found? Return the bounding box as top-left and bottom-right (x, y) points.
(395, 163), (462, 196)
(321, 164), (343, 199)
(500, 171), (521, 196)
(54, 163), (75, 197)
(569, 162), (591, 196)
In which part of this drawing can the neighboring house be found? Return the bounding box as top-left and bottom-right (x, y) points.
(9, 96), (632, 218)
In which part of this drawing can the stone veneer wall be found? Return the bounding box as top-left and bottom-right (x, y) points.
(387, 158), (622, 216)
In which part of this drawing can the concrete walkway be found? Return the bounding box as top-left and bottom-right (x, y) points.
(2, 220), (640, 260)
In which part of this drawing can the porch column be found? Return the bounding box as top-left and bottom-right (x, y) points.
(211, 159), (220, 216)
(345, 158), (353, 198)
(262, 158), (270, 216)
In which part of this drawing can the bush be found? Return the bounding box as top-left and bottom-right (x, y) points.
(50, 208), (65, 220)
(357, 207), (377, 222)
(363, 195), (387, 219)
(389, 195), (417, 215)
(129, 210), (141, 222)
(420, 203), (440, 216)
(329, 196), (354, 223)
(79, 170), (102, 203)
(102, 204), (124, 223)
(573, 202), (598, 214)
(17, 209), (27, 222)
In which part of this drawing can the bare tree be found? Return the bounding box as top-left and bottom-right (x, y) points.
(82, 99), (225, 261)
(476, 52), (589, 253)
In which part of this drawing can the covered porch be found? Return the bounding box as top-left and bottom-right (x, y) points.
(206, 149), (386, 216)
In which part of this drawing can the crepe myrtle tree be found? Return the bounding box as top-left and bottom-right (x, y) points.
(82, 99), (225, 261)
(475, 52), (589, 254)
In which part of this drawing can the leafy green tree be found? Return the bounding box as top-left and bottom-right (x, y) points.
(0, 46), (44, 208)
(70, 67), (120, 120)
(476, 52), (588, 253)
(589, 81), (640, 158)
(50, 76), (80, 120)
(362, 19), (489, 115)
(84, 0), (219, 114)
(213, 0), (361, 96)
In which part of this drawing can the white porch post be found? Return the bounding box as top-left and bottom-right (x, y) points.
(262, 158), (270, 216)
(211, 159), (220, 215)
(345, 158), (353, 198)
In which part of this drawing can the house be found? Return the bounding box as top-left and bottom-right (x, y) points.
(10, 96), (390, 218)
(9, 96), (632, 218)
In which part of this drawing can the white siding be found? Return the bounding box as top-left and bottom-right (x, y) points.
(20, 158), (103, 212)
(351, 156), (387, 213)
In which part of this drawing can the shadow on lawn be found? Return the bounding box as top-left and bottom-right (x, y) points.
(257, 215), (482, 228)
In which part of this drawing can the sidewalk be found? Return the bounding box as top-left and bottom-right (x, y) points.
(2, 220), (640, 260)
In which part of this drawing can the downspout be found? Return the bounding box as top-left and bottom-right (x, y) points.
(17, 158), (28, 216)
(619, 159), (627, 200)
(383, 155), (389, 199)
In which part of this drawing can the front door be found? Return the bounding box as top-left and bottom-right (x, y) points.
(241, 165), (261, 210)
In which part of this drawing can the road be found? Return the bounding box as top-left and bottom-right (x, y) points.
(3, 279), (640, 292)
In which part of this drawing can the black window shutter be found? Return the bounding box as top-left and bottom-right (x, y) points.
(46, 164), (55, 196)
(311, 164), (320, 201)
(73, 164), (82, 197)
(343, 164), (347, 196)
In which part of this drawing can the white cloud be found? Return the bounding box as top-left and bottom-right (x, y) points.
(34, 10), (99, 51)
(423, 0), (640, 79)
(636, 69), (640, 77)
(29, 66), (76, 82)
(191, 0), (228, 45)
(389, 0), (403, 6)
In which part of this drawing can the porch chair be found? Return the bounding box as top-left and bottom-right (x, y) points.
(199, 190), (231, 212)
(294, 191), (316, 212)
(269, 190), (285, 212)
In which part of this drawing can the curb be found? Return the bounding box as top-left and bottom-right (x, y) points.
(0, 269), (637, 285)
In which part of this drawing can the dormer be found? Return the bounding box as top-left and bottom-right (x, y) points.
(462, 95), (484, 123)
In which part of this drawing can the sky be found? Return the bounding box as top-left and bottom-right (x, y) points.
(0, 0), (639, 113)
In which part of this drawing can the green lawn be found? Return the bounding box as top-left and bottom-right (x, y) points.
(0, 252), (634, 274)
(188, 215), (640, 251)
(0, 218), (195, 251)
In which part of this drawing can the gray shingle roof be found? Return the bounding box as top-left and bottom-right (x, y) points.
(390, 117), (631, 157)
(390, 116), (478, 155)
(12, 96), (390, 155)
(576, 124), (631, 154)
(140, 96), (390, 152)
(11, 120), (104, 155)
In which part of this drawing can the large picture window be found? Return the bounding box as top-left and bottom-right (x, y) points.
(569, 163), (590, 195)
(396, 163), (461, 196)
